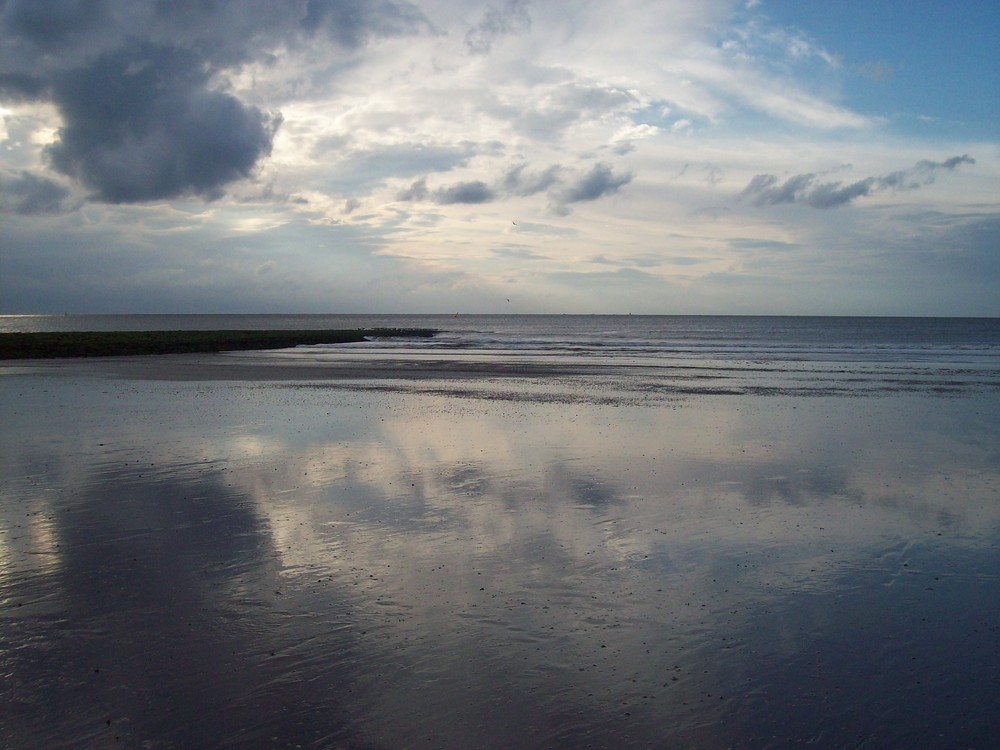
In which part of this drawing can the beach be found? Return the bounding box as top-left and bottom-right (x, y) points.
(2, 319), (999, 748)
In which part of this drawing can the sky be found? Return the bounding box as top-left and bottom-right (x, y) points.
(1, 0), (997, 316)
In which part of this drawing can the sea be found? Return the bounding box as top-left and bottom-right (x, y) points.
(3, 313), (1000, 748)
(4, 313), (998, 359)
(4, 313), (999, 397)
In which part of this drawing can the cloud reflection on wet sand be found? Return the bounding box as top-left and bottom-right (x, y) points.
(2, 373), (999, 748)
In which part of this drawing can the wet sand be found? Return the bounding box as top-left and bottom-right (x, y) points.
(2, 355), (999, 748)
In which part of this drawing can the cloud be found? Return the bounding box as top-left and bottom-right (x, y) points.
(551, 162), (632, 214)
(609, 123), (661, 154)
(319, 142), (486, 195)
(301, 0), (431, 47)
(559, 163), (633, 203)
(465, 0), (531, 55)
(502, 163), (561, 196)
(0, 0), (429, 203)
(45, 43), (281, 203)
(396, 177), (495, 205)
(915, 153), (975, 174)
(1, 0), (105, 47)
(728, 238), (800, 253)
(491, 246), (551, 261)
(509, 82), (638, 141)
(673, 162), (724, 187)
(855, 61), (895, 82)
(590, 253), (662, 269)
(434, 180), (496, 204)
(0, 170), (76, 214)
(2, 1), (995, 317)
(397, 160), (630, 212)
(741, 155), (975, 209)
(545, 266), (659, 289)
(256, 260), (278, 276)
(0, 0), (430, 75)
(397, 177), (429, 202)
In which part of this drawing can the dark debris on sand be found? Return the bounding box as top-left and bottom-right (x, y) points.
(0, 328), (437, 359)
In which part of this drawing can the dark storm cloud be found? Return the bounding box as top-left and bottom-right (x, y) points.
(1, 0), (105, 47)
(46, 43), (281, 203)
(0, 72), (45, 100)
(742, 155), (975, 209)
(0, 170), (76, 214)
(0, 0), (429, 203)
(0, 0), (429, 78)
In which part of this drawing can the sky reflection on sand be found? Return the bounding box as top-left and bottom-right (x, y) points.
(2, 371), (999, 748)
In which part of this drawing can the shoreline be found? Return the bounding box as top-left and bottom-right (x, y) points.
(0, 328), (437, 359)
(7, 350), (996, 400)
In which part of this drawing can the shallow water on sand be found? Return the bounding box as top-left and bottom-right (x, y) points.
(1, 367), (999, 748)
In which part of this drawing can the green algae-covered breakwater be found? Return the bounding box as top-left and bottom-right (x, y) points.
(0, 328), (437, 359)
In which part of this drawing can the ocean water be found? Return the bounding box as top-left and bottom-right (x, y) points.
(5, 313), (1000, 387)
(3, 312), (998, 350)
(10, 313), (998, 400)
(4, 313), (998, 359)
(2, 315), (1000, 748)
